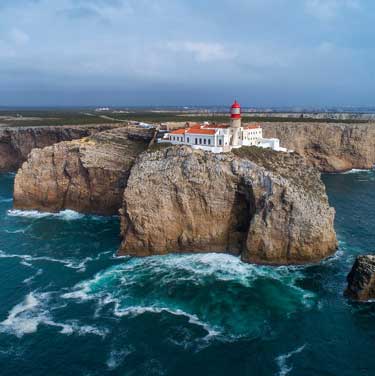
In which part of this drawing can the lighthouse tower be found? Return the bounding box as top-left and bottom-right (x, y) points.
(230, 100), (242, 146)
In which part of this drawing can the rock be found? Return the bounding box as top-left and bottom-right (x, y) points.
(13, 126), (155, 215)
(345, 255), (375, 301)
(0, 124), (119, 173)
(119, 145), (337, 265)
(261, 122), (375, 172)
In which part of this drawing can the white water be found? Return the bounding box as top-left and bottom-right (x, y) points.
(7, 209), (85, 220)
(275, 344), (306, 376)
(0, 292), (108, 338)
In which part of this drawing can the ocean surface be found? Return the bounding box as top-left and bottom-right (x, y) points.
(0, 171), (374, 376)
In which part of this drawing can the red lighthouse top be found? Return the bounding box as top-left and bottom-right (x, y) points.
(230, 100), (241, 119)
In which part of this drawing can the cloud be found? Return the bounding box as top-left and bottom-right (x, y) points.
(0, 0), (373, 106)
(8, 28), (30, 45)
(305, 0), (361, 20)
(166, 41), (236, 63)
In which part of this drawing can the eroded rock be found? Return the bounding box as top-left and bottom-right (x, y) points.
(262, 122), (375, 172)
(345, 255), (375, 301)
(14, 126), (155, 215)
(0, 124), (119, 172)
(119, 145), (337, 265)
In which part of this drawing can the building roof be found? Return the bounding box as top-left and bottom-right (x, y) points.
(203, 123), (229, 129)
(186, 128), (216, 135)
(244, 124), (261, 130)
(170, 128), (186, 135)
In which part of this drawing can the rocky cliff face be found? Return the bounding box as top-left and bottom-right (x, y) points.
(261, 122), (375, 172)
(345, 255), (375, 301)
(0, 124), (119, 173)
(119, 146), (337, 265)
(13, 126), (155, 215)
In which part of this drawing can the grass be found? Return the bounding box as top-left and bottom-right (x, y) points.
(0, 109), (371, 127)
(109, 112), (371, 124)
(0, 110), (119, 127)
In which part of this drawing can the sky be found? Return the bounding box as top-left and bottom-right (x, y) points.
(0, 0), (374, 107)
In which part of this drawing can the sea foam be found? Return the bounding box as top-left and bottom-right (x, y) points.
(275, 344), (306, 376)
(63, 253), (316, 339)
(7, 209), (84, 220)
(0, 292), (107, 338)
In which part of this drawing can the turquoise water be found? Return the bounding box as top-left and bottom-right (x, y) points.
(0, 171), (374, 376)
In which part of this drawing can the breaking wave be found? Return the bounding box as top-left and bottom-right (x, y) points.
(0, 292), (107, 338)
(7, 209), (85, 220)
(343, 169), (372, 174)
(63, 253), (316, 338)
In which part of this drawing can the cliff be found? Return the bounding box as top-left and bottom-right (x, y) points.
(13, 126), (155, 215)
(261, 122), (375, 172)
(119, 145), (337, 265)
(0, 124), (120, 173)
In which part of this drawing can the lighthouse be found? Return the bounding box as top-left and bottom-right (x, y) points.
(230, 100), (242, 146)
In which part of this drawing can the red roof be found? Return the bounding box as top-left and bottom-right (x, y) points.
(170, 128), (186, 135)
(203, 123), (229, 129)
(186, 128), (216, 135)
(245, 124), (261, 130)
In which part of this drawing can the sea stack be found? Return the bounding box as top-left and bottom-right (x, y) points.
(345, 255), (375, 301)
(119, 145), (337, 265)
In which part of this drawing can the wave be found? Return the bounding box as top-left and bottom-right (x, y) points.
(275, 345), (306, 376)
(0, 198), (13, 203)
(63, 253), (316, 338)
(23, 269), (43, 284)
(0, 250), (107, 272)
(0, 292), (43, 338)
(7, 209), (85, 220)
(113, 305), (220, 338)
(343, 169), (372, 174)
(6, 209), (118, 224)
(0, 292), (107, 338)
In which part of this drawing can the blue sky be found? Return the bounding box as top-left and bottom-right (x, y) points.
(0, 0), (374, 107)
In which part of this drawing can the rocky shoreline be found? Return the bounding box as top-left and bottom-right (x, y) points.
(3, 121), (375, 266)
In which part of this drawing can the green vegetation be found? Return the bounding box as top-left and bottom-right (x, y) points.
(0, 110), (119, 127)
(0, 109), (371, 128)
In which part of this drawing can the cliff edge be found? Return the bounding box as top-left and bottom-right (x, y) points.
(0, 124), (120, 173)
(14, 126), (155, 215)
(262, 122), (375, 172)
(119, 145), (337, 265)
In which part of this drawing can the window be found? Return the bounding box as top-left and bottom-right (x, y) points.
(208, 139), (211, 145)
(199, 138), (202, 144)
(195, 138), (198, 145)
(204, 139), (206, 145)
(219, 139), (222, 146)
(187, 137), (190, 143)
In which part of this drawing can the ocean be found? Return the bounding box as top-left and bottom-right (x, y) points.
(0, 171), (374, 376)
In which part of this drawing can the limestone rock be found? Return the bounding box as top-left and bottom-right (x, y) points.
(345, 255), (375, 301)
(14, 126), (155, 215)
(261, 122), (375, 172)
(0, 124), (119, 172)
(119, 145), (337, 265)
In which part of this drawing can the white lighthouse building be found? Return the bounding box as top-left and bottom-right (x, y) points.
(159, 101), (286, 153)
